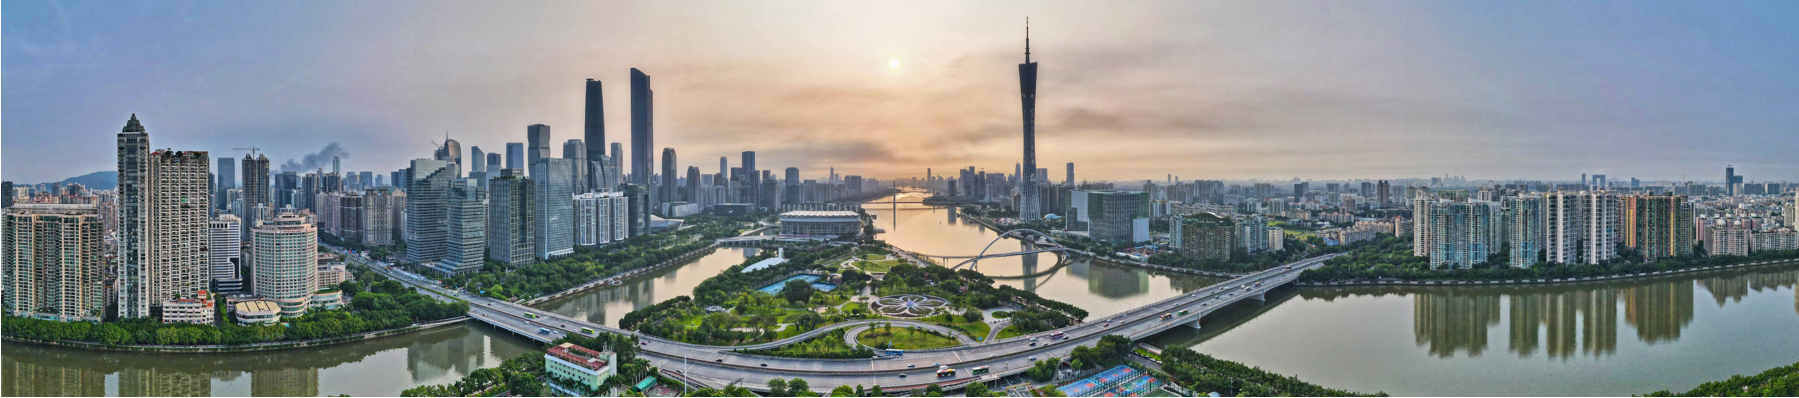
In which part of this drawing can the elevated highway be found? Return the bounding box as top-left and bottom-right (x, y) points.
(332, 245), (1339, 393)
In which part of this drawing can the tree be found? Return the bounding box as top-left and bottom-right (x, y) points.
(788, 378), (812, 396)
(966, 382), (993, 397)
(829, 385), (856, 397)
(767, 378), (788, 396)
(783, 279), (816, 303)
(924, 384), (944, 397)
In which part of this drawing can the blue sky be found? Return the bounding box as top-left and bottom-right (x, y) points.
(4, 0), (1797, 183)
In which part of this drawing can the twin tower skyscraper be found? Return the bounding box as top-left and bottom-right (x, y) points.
(583, 68), (654, 190)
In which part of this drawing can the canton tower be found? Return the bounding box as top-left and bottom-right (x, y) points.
(1018, 19), (1041, 222)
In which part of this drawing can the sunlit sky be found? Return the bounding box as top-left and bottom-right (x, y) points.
(5, 1), (1798, 184)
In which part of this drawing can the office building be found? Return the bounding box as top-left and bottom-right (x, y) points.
(487, 170), (535, 267)
(527, 124), (552, 176)
(1066, 190), (1150, 244)
(3, 204), (105, 322)
(432, 178), (486, 276)
(403, 159), (455, 265)
(251, 211), (317, 317)
(434, 139), (463, 178)
(631, 68), (654, 186)
(1507, 196), (1546, 268)
(660, 147), (678, 213)
(533, 158), (575, 260)
(470, 146), (486, 180)
(486, 153), (502, 183)
(506, 142), (525, 170)
(622, 184), (650, 238)
(584, 79), (607, 189)
(564, 139), (588, 194)
(209, 215), (244, 292)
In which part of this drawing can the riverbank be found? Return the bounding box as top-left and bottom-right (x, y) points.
(1, 316), (470, 353)
(523, 242), (721, 305)
(1295, 258), (1799, 287)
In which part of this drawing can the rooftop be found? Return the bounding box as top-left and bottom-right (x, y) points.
(780, 210), (862, 219)
(547, 343), (613, 371)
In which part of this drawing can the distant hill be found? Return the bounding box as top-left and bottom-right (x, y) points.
(53, 171), (118, 191)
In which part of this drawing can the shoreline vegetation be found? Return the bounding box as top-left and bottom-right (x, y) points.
(1643, 360), (1799, 397)
(0, 264), (468, 352)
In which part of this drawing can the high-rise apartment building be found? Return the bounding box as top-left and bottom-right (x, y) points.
(1507, 196), (1546, 268)
(1175, 213), (1235, 261)
(575, 191), (627, 246)
(1412, 190), (1434, 257)
(1546, 191), (1619, 264)
(242, 154), (271, 209)
(361, 188), (398, 246)
(1630, 195), (1695, 262)
(631, 68), (654, 186)
(403, 159), (454, 265)
(487, 170), (535, 267)
(116, 115), (152, 318)
(1426, 201), (1500, 270)
(533, 158), (575, 260)
(251, 211), (317, 316)
(4, 204), (105, 322)
(120, 146), (213, 318)
(432, 178), (486, 276)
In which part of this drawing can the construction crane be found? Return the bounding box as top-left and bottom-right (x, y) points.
(234, 146), (261, 157)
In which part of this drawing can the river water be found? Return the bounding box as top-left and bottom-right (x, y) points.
(6, 190), (1794, 396)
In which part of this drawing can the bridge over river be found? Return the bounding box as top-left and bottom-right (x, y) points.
(341, 242), (1340, 394)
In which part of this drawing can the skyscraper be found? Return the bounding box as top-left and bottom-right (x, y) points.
(532, 158), (575, 260)
(688, 166), (703, 204)
(741, 151), (757, 206)
(1546, 191), (1619, 265)
(1725, 165), (1743, 196)
(584, 79), (606, 187)
(487, 169), (535, 267)
(470, 146), (486, 177)
(1066, 163), (1074, 187)
(403, 159), (454, 265)
(527, 124), (552, 176)
(661, 147), (678, 212)
(485, 153), (501, 181)
(631, 68), (654, 186)
(4, 204), (106, 322)
(564, 139), (588, 194)
(433, 178), (486, 276)
(506, 142), (525, 170)
(1426, 201), (1500, 270)
(1017, 22), (1041, 222)
(217, 157), (236, 210)
(612, 142), (626, 188)
(117, 115), (151, 319)
(1631, 195), (1695, 262)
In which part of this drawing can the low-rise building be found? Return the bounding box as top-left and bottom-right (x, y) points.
(160, 291), (215, 325)
(233, 300), (281, 325)
(317, 263), (350, 287)
(544, 342), (616, 397)
(311, 289), (344, 310)
(778, 210), (866, 237)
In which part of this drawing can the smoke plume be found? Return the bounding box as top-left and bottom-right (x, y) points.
(279, 142), (351, 172)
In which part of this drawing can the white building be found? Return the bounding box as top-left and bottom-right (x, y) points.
(575, 191), (627, 246)
(252, 211), (318, 317)
(209, 215), (243, 289)
(160, 291), (214, 325)
(1545, 191), (1619, 265)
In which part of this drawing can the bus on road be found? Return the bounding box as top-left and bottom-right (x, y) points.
(1049, 331), (1065, 339)
(971, 366), (990, 376)
(936, 368), (956, 378)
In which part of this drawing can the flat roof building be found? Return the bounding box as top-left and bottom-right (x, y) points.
(778, 210), (865, 238)
(544, 343), (616, 397)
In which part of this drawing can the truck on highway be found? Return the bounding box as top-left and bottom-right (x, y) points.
(538, 328), (550, 335)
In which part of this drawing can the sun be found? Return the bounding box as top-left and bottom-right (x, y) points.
(889, 57), (900, 70)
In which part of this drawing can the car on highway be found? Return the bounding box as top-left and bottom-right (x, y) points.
(760, 363), (767, 367)
(908, 364), (916, 368)
(715, 358), (724, 362)
(899, 373), (907, 378)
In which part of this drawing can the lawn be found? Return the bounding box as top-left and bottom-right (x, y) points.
(995, 324), (1028, 340)
(857, 326), (961, 350)
(854, 259), (904, 273)
(861, 253), (886, 260)
(952, 322), (992, 341)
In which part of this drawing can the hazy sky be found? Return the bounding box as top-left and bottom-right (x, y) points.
(5, 0), (1798, 184)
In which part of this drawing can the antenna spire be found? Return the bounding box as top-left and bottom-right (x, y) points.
(1025, 17), (1032, 63)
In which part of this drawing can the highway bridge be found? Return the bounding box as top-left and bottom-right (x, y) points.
(331, 245), (1340, 393)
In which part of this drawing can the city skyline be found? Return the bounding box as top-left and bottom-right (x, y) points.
(5, 1), (1799, 184)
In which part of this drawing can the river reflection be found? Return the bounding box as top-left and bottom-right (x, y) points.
(535, 247), (762, 328)
(1143, 262), (1799, 396)
(1, 323), (536, 397)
